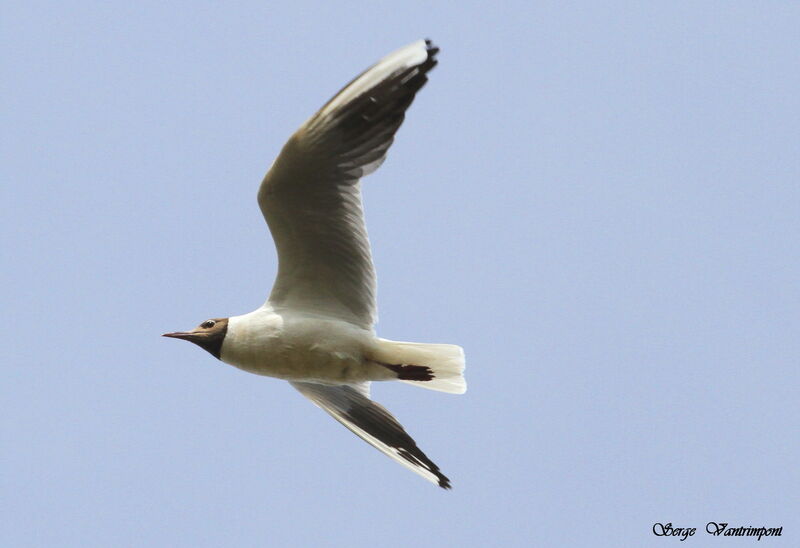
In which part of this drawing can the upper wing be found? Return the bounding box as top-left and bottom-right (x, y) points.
(290, 381), (451, 488)
(258, 40), (439, 329)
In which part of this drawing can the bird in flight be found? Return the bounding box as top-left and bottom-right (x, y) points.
(164, 39), (465, 488)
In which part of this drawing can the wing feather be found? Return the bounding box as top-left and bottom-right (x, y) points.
(291, 381), (451, 488)
(258, 40), (439, 328)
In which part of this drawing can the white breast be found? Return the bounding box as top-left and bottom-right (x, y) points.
(220, 306), (378, 382)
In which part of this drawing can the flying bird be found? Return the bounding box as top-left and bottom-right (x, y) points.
(164, 39), (465, 488)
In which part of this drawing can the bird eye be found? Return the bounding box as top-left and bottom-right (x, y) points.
(201, 320), (216, 329)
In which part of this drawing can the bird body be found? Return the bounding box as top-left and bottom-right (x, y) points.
(222, 306), (466, 392)
(164, 39), (465, 488)
(223, 306), (388, 383)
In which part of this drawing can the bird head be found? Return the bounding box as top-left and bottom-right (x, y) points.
(163, 318), (229, 359)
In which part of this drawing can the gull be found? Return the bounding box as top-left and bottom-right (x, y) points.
(163, 39), (465, 489)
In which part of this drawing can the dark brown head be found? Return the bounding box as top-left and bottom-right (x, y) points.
(163, 318), (229, 359)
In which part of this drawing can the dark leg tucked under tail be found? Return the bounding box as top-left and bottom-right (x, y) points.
(378, 362), (435, 382)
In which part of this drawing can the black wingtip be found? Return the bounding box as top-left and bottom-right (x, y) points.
(420, 40), (439, 74)
(424, 39), (440, 59)
(438, 476), (452, 490)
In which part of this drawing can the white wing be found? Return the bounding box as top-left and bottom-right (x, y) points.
(258, 40), (439, 329)
(291, 381), (451, 488)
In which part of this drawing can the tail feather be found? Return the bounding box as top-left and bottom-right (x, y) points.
(372, 338), (466, 394)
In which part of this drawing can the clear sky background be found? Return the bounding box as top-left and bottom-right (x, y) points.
(3, 1), (798, 546)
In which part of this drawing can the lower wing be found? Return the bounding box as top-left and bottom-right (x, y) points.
(290, 381), (451, 488)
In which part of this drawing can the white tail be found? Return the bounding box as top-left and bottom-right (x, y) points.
(371, 338), (466, 394)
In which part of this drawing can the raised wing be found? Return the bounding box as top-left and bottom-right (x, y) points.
(291, 381), (451, 488)
(258, 40), (439, 328)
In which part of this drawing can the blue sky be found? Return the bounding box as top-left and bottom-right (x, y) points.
(3, 1), (798, 546)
